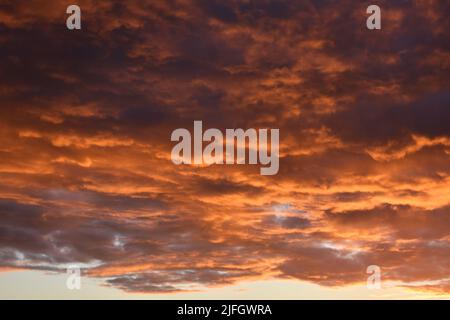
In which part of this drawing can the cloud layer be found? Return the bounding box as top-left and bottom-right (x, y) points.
(0, 0), (449, 295)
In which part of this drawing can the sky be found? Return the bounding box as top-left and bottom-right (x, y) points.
(0, 0), (449, 299)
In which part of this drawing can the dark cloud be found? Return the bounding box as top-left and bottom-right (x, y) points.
(263, 215), (311, 229)
(190, 177), (264, 196)
(325, 92), (450, 146)
(327, 204), (450, 240)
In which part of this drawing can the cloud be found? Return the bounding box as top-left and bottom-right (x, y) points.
(327, 204), (450, 240)
(0, 0), (449, 296)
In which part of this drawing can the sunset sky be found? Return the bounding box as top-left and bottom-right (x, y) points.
(0, 0), (449, 299)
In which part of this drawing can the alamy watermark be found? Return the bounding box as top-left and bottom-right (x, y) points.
(171, 121), (279, 175)
(366, 5), (381, 30)
(366, 265), (381, 289)
(66, 265), (81, 290)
